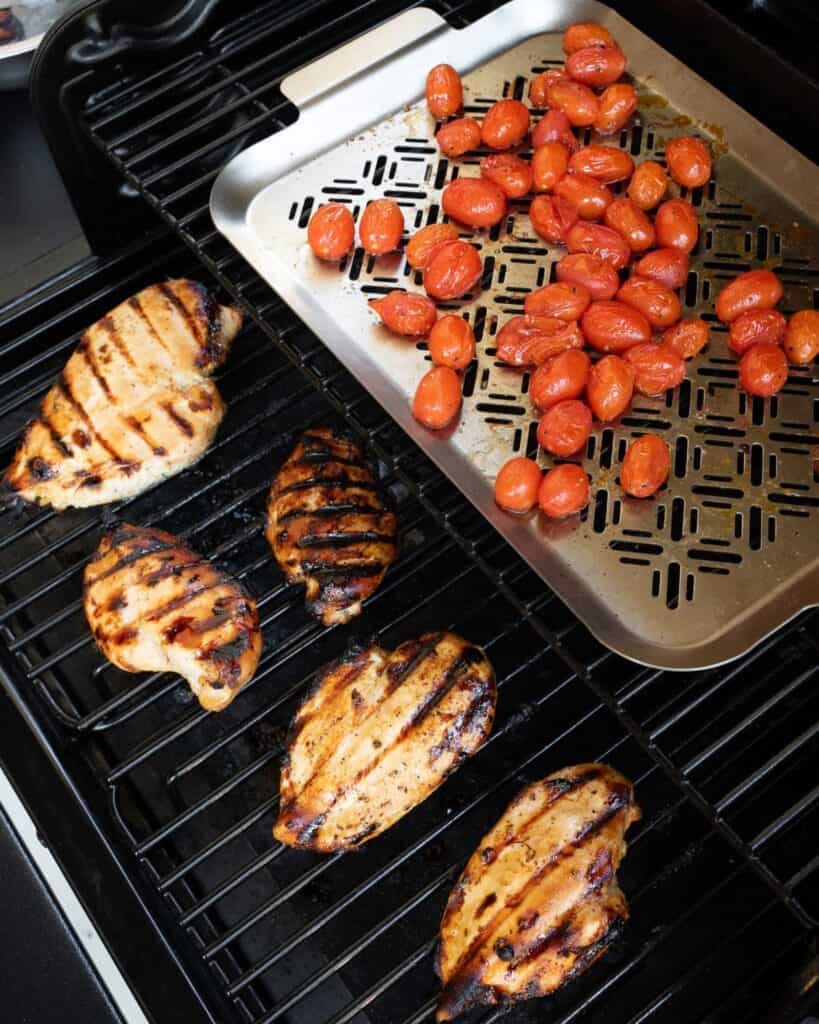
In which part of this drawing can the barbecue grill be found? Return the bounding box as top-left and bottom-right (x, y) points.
(1, 1), (817, 1022)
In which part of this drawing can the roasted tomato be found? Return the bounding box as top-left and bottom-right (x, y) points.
(783, 309), (819, 365)
(530, 349), (591, 410)
(495, 315), (583, 366)
(665, 135), (712, 189)
(479, 153), (533, 198)
(582, 300), (651, 353)
(566, 222), (630, 270)
(358, 199), (404, 255)
(547, 80), (600, 128)
(727, 309), (787, 355)
(406, 223), (459, 269)
(553, 173), (613, 221)
(481, 99), (531, 150)
(594, 83), (638, 135)
(556, 253), (620, 301)
(621, 434), (670, 498)
(623, 342), (686, 394)
(436, 117), (482, 157)
(531, 109), (579, 152)
(423, 240), (483, 300)
(428, 315), (476, 370)
(654, 199), (699, 252)
(442, 177), (507, 228)
(413, 366), (462, 428)
(369, 291), (437, 336)
(307, 203), (355, 260)
(663, 318), (709, 359)
(563, 22), (618, 54)
(529, 68), (568, 108)
(569, 144), (634, 184)
(617, 277), (681, 329)
(538, 463), (590, 517)
(738, 342), (788, 396)
(528, 194), (579, 243)
(604, 198), (655, 252)
(494, 457), (542, 513)
(524, 281), (591, 321)
(627, 160), (668, 210)
(587, 354), (634, 420)
(715, 269), (783, 323)
(566, 45), (626, 88)
(531, 142), (570, 192)
(634, 247), (689, 290)
(426, 64), (463, 119)
(537, 399), (593, 457)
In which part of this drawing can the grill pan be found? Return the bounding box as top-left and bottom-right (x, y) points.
(212, 0), (819, 670)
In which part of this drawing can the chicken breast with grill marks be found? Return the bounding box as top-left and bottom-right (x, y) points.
(266, 428), (398, 625)
(436, 763), (640, 1020)
(274, 632), (496, 851)
(3, 280), (242, 510)
(84, 523), (262, 712)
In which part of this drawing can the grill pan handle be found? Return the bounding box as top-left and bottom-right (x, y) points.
(280, 6), (448, 110)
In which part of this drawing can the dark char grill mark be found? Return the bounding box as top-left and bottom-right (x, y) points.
(79, 335), (113, 399)
(296, 530), (397, 549)
(88, 538), (177, 584)
(161, 402), (194, 437)
(276, 476), (380, 497)
(57, 372), (125, 465)
(98, 315), (136, 368)
(278, 502), (383, 523)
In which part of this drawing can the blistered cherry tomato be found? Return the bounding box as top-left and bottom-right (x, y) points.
(621, 434), (670, 498)
(738, 342), (788, 396)
(406, 223), (459, 269)
(563, 22), (618, 54)
(528, 194), (579, 243)
(627, 160), (668, 210)
(715, 269), (783, 324)
(582, 300), (651, 353)
(604, 198), (655, 252)
(436, 117), (481, 157)
(783, 310), (819, 365)
(554, 173), (613, 221)
(495, 315), (583, 366)
(634, 248), (689, 290)
(665, 135), (712, 189)
(369, 291), (436, 336)
(537, 400), (593, 458)
(654, 199), (699, 252)
(547, 80), (600, 127)
(307, 203), (354, 260)
(556, 253), (619, 301)
(532, 142), (570, 192)
(595, 83), (638, 135)
(566, 222), (630, 270)
(480, 153), (533, 198)
(413, 366), (462, 428)
(586, 354), (634, 420)
(524, 282), (591, 321)
(529, 68), (568, 108)
(428, 315), (476, 370)
(423, 240), (483, 300)
(566, 46), (626, 88)
(617, 277), (681, 329)
(663, 318), (709, 359)
(569, 144), (634, 184)
(426, 64), (463, 119)
(358, 199), (404, 255)
(538, 463), (590, 518)
(623, 342), (686, 395)
(494, 457), (542, 513)
(531, 350), (591, 410)
(728, 309), (787, 355)
(531, 109), (579, 152)
(442, 177), (507, 228)
(481, 99), (530, 150)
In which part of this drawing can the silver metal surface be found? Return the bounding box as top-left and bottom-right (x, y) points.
(211, 0), (819, 669)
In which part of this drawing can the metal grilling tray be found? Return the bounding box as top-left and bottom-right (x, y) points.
(211, 0), (819, 669)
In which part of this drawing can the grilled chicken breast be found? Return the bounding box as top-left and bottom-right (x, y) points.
(436, 763), (640, 1021)
(274, 632), (496, 851)
(266, 428), (398, 625)
(83, 523), (262, 712)
(3, 280), (242, 510)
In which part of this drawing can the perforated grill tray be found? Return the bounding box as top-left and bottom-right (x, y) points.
(211, 0), (819, 668)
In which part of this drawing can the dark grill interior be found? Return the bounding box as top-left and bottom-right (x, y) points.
(2, 1), (818, 1022)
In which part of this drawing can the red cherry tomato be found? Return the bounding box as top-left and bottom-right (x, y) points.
(369, 291), (437, 336)
(623, 342), (686, 395)
(436, 117), (482, 157)
(603, 198), (655, 253)
(530, 349), (591, 410)
(529, 194), (579, 243)
(582, 300), (651, 353)
(481, 99), (531, 150)
(594, 83), (638, 135)
(715, 269), (783, 324)
(665, 135), (712, 189)
(783, 310), (819, 365)
(494, 457), (542, 513)
(553, 173), (613, 221)
(627, 160), (668, 210)
(654, 199), (699, 252)
(569, 145), (634, 183)
(663, 318), (710, 359)
(586, 354), (634, 420)
(621, 434), (670, 498)
(537, 400), (593, 458)
(531, 142), (570, 192)
(727, 309), (787, 355)
(428, 315), (476, 370)
(442, 177), (507, 228)
(358, 199), (404, 255)
(547, 80), (600, 127)
(738, 342), (789, 397)
(524, 282), (591, 321)
(566, 222), (630, 270)
(423, 240), (483, 300)
(307, 203), (355, 260)
(479, 153), (533, 199)
(634, 248), (689, 290)
(426, 64), (463, 119)
(563, 22), (618, 54)
(531, 109), (579, 152)
(556, 253), (619, 301)
(405, 223), (459, 269)
(412, 366), (462, 428)
(617, 277), (682, 329)
(538, 463), (590, 517)
(566, 46), (626, 88)
(495, 315), (583, 366)
(529, 68), (568, 109)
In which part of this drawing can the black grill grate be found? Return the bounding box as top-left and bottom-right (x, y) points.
(2, 1), (818, 1022)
